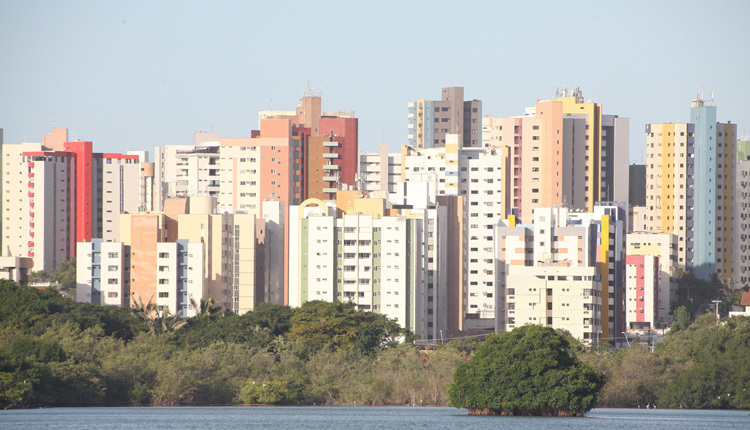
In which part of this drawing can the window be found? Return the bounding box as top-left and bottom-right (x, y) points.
(158, 292), (169, 298)
(108, 252), (119, 258)
(107, 292), (118, 298)
(108, 265), (118, 271)
(108, 279), (119, 285)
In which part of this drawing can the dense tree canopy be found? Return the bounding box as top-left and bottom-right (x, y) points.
(448, 325), (604, 416)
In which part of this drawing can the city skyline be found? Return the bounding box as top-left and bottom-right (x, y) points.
(1, 1), (749, 161)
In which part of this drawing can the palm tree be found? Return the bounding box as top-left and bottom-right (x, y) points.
(188, 296), (230, 319)
(158, 308), (188, 333)
(132, 295), (158, 333)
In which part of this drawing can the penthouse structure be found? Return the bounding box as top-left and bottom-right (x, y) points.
(408, 87), (482, 149)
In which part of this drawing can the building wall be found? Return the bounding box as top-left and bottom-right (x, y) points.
(625, 254), (658, 329)
(735, 159), (750, 287)
(122, 213), (165, 306)
(690, 101), (717, 280)
(504, 265), (602, 344)
(629, 164), (646, 207)
(626, 232), (676, 322)
(645, 122), (694, 273)
(358, 143), (401, 193)
(408, 88), (482, 149)
(402, 136), (508, 322)
(76, 240), (125, 306)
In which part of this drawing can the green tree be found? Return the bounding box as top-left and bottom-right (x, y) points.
(674, 305), (691, 330)
(448, 325), (604, 416)
(50, 259), (76, 290)
(288, 300), (406, 354)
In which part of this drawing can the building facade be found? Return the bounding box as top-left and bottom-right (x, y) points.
(408, 87), (482, 149)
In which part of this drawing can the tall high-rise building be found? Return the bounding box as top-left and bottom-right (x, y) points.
(645, 97), (736, 282)
(644, 122), (695, 272)
(734, 139), (750, 288)
(408, 87), (482, 149)
(2, 128), (141, 271)
(401, 134), (510, 331)
(288, 192), (449, 342)
(483, 86), (629, 222)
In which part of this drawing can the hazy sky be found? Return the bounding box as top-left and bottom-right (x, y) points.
(1, 1), (748, 163)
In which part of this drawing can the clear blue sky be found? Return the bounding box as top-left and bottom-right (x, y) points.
(1, 0), (748, 163)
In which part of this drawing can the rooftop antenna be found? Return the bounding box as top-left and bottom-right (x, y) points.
(270, 98), (272, 110)
(449, 67), (452, 87)
(382, 127), (385, 143)
(52, 112), (56, 129)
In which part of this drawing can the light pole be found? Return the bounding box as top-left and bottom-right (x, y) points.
(622, 332), (631, 348)
(711, 299), (721, 324)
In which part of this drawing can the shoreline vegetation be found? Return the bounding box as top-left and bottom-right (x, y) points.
(2, 281), (750, 411)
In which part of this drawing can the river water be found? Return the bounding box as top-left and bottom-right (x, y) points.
(1, 406), (748, 429)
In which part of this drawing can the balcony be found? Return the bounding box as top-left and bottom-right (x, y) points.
(323, 164), (340, 171)
(323, 175), (339, 181)
(323, 152), (340, 159)
(324, 141), (340, 147)
(323, 188), (338, 194)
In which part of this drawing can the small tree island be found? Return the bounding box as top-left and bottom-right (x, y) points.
(448, 325), (604, 416)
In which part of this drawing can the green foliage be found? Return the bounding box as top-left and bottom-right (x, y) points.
(5, 278), (749, 411)
(448, 325), (604, 416)
(238, 372), (310, 405)
(50, 258), (76, 290)
(674, 305), (691, 330)
(288, 300), (407, 354)
(673, 271), (726, 318)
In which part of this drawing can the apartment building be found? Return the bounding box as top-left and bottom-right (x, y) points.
(504, 264), (602, 344)
(127, 150), (155, 213)
(644, 122), (694, 272)
(734, 139), (750, 288)
(0, 254), (32, 286)
(691, 97), (736, 282)
(625, 254), (659, 330)
(77, 196), (277, 315)
(76, 240), (127, 306)
(626, 232), (677, 322)
(358, 143), (402, 194)
(645, 97), (737, 283)
(401, 134), (509, 329)
(408, 87), (482, 149)
(496, 205), (626, 345)
(77, 238), (205, 316)
(482, 87), (629, 222)
(2, 128), (141, 271)
(288, 194), (449, 342)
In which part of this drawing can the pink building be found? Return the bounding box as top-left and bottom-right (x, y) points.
(625, 254), (659, 330)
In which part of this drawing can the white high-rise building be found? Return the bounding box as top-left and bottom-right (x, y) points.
(400, 134), (509, 328)
(358, 143), (402, 194)
(288, 195), (448, 342)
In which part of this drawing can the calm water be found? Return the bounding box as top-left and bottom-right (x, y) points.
(0, 406), (748, 429)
